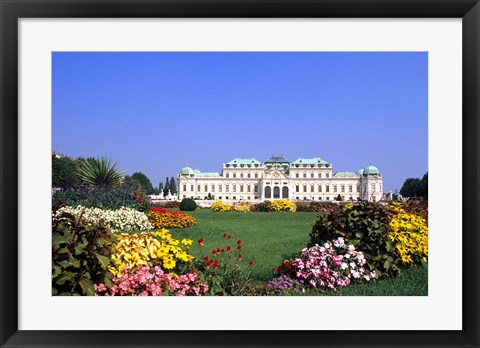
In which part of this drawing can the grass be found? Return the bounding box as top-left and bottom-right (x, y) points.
(169, 209), (428, 296)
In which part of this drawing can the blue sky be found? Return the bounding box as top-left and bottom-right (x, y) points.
(52, 52), (427, 192)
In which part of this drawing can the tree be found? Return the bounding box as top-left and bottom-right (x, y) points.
(52, 153), (81, 188)
(130, 172), (154, 194)
(399, 173), (428, 198)
(77, 157), (125, 187)
(335, 194), (342, 201)
(159, 182), (164, 192)
(169, 176), (177, 194)
(163, 177), (170, 196)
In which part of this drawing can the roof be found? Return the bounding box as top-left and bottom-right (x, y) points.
(363, 165), (380, 176)
(292, 157), (330, 166)
(265, 155), (289, 164)
(180, 166), (194, 175)
(180, 166), (220, 177)
(225, 158), (261, 166)
(333, 171), (358, 178)
(356, 168), (364, 176)
(195, 172), (221, 177)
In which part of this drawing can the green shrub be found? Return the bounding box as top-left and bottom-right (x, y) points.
(252, 200), (273, 212)
(295, 201), (338, 213)
(52, 202), (115, 296)
(309, 202), (399, 278)
(179, 198), (197, 211)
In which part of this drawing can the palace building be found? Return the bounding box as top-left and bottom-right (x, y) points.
(177, 156), (383, 202)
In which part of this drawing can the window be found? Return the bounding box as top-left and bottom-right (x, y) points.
(233, 185), (236, 192)
(247, 185), (251, 192)
(204, 185), (208, 191)
(303, 173), (307, 178)
(341, 185), (345, 193)
(326, 185), (330, 192)
(326, 197), (329, 200)
(219, 185), (222, 192)
(311, 185), (314, 192)
(240, 185), (244, 192)
(379, 183), (382, 192)
(190, 185), (194, 191)
(233, 173), (236, 178)
(211, 184), (215, 192)
(311, 173), (314, 178)
(326, 173), (329, 178)
(357, 185), (360, 192)
(183, 184), (186, 191)
(226, 184), (229, 192)
(255, 173), (258, 178)
(303, 185), (307, 192)
(318, 185), (322, 192)
(226, 173), (229, 178)
(247, 173), (251, 178)
(197, 185), (201, 191)
(219, 196), (222, 199)
(226, 196), (229, 199)
(254, 185), (258, 192)
(349, 185), (353, 193)
(241, 173), (244, 178)
(296, 173), (299, 178)
(183, 195), (186, 199)
(319, 173), (322, 178)
(371, 183), (376, 191)
(333, 185), (337, 192)
(296, 185), (300, 192)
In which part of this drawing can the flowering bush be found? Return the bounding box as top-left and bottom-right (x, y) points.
(388, 203), (428, 264)
(146, 208), (196, 229)
(55, 205), (153, 233)
(233, 203), (251, 212)
(295, 201), (338, 213)
(267, 275), (305, 294)
(282, 237), (376, 291)
(195, 233), (254, 295)
(270, 200), (297, 212)
(95, 266), (208, 296)
(109, 229), (194, 276)
(211, 200), (232, 212)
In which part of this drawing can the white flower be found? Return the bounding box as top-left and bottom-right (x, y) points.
(349, 262), (356, 269)
(348, 245), (355, 252)
(340, 262), (348, 270)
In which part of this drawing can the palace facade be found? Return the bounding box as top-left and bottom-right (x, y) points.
(178, 156), (383, 202)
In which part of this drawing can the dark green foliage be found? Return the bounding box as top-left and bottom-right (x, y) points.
(52, 154), (81, 188)
(336, 194), (343, 201)
(124, 172), (155, 194)
(52, 185), (150, 212)
(400, 172), (428, 198)
(295, 201), (338, 213)
(52, 202), (114, 296)
(163, 177), (170, 196)
(169, 176), (177, 194)
(159, 182), (164, 192)
(179, 198), (197, 211)
(252, 200), (273, 212)
(309, 202), (399, 277)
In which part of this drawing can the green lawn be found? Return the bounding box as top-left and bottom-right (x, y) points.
(169, 209), (428, 296)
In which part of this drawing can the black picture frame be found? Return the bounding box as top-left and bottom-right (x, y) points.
(1, 1), (479, 347)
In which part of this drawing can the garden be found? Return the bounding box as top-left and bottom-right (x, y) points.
(52, 158), (428, 296)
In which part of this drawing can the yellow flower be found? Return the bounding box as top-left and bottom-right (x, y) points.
(181, 238), (193, 246)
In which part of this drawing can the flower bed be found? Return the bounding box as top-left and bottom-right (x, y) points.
(211, 200), (232, 212)
(146, 207), (197, 229)
(55, 205), (153, 232)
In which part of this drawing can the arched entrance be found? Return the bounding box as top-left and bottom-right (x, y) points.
(264, 186), (271, 199)
(282, 186), (289, 199)
(273, 186), (280, 199)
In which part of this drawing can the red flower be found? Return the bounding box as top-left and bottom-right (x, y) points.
(221, 248), (225, 253)
(212, 250), (216, 255)
(226, 246), (231, 251)
(237, 244), (242, 250)
(223, 233), (228, 238)
(213, 260), (219, 269)
(237, 239), (242, 244)
(227, 235), (232, 239)
(238, 254), (243, 259)
(249, 260), (254, 266)
(203, 256), (209, 261)
(198, 237), (204, 246)
(216, 247), (221, 253)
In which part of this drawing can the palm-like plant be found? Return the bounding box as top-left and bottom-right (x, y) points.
(77, 157), (125, 187)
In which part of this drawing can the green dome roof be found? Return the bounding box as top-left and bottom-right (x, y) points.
(363, 165), (380, 176)
(180, 166), (194, 175)
(356, 168), (364, 176)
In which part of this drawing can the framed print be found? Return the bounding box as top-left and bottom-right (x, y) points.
(1, 0), (479, 347)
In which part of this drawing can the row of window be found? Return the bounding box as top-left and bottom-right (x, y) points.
(292, 183), (381, 193)
(183, 184), (259, 193)
(225, 173), (260, 179)
(294, 172), (330, 179)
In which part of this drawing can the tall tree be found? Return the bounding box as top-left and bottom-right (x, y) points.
(400, 178), (422, 197)
(52, 153), (81, 188)
(163, 177), (170, 196)
(169, 176), (177, 194)
(159, 182), (164, 192)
